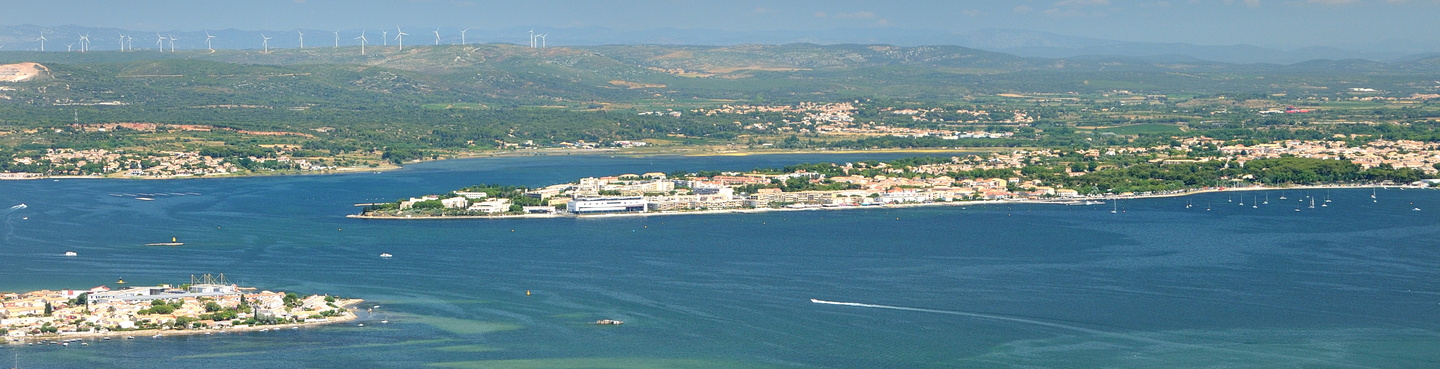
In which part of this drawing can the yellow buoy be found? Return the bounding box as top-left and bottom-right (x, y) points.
(526, 290), (531, 296)
(172, 237), (177, 242)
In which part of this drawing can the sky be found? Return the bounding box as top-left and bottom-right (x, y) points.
(3, 0), (1438, 49)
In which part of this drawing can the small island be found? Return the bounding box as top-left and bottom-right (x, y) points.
(1, 274), (361, 343)
(353, 137), (1440, 219)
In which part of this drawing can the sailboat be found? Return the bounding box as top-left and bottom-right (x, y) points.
(1186, 199), (1192, 209)
(1252, 196), (1258, 209)
(1206, 201), (1211, 211)
(1309, 198), (1315, 209)
(1111, 200), (1118, 214)
(1264, 193), (1269, 205)
(1280, 191), (1287, 200)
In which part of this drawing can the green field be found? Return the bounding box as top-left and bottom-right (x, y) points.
(1094, 124), (1186, 135)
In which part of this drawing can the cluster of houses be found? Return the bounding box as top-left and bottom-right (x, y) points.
(396, 164), (1061, 217)
(2, 281), (345, 338)
(1219, 138), (1440, 173)
(5, 148), (333, 178)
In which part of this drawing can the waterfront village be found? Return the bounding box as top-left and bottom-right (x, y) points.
(0, 123), (345, 179)
(360, 136), (1440, 218)
(1, 274), (359, 342)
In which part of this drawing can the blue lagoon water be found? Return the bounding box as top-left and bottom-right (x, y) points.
(2, 154), (1439, 368)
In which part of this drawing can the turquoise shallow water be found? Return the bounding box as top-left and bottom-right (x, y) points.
(2, 154), (1440, 368)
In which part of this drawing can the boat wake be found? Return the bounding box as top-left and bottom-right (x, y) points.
(7, 204), (24, 211)
(810, 299), (1111, 335)
(809, 298), (1368, 367)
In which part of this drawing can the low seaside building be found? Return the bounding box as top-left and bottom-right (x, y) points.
(568, 196), (647, 214)
(467, 198), (511, 213)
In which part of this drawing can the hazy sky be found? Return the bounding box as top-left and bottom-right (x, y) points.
(3, 0), (1438, 48)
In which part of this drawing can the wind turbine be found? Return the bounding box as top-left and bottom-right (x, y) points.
(434, 28), (440, 45)
(261, 34), (271, 53)
(79, 33), (90, 52)
(382, 30), (388, 46)
(36, 32), (47, 52)
(354, 30), (368, 55)
(297, 30), (304, 49)
(205, 31), (215, 52)
(460, 28), (468, 45)
(537, 33), (547, 48)
(118, 33), (126, 51)
(395, 26), (407, 51)
(155, 33), (164, 52)
(126, 35), (134, 51)
(528, 29), (534, 48)
(332, 30), (339, 49)
(167, 35), (177, 52)
(66, 43), (73, 52)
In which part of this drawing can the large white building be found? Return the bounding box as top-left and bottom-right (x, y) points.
(567, 196), (647, 214)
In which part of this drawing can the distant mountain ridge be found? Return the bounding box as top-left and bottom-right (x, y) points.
(1, 24), (1435, 66)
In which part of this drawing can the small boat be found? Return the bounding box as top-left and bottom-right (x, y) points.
(146, 237), (184, 246)
(64, 251), (77, 257)
(379, 253), (393, 258)
(125, 336), (134, 340)
(380, 320), (389, 324)
(357, 323), (364, 327)
(1414, 208), (1422, 211)
(135, 197), (154, 201)
(595, 319), (624, 325)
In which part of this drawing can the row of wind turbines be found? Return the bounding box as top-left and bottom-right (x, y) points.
(13, 28), (551, 54)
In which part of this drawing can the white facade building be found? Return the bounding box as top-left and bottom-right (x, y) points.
(567, 197), (647, 214)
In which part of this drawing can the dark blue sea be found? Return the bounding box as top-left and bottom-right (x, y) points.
(2, 154), (1439, 368)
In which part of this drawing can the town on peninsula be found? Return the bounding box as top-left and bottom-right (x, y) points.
(1, 274), (361, 343)
(356, 136), (1440, 219)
